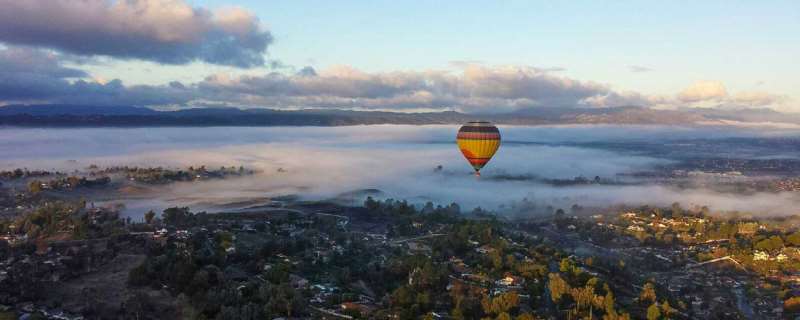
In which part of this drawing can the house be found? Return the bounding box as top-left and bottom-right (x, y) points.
(449, 257), (469, 273)
(462, 273), (491, 284)
(754, 250), (769, 261)
(495, 275), (525, 287)
(649, 222), (667, 229)
(622, 212), (637, 218)
(341, 302), (375, 316)
(289, 274), (309, 289)
(407, 241), (431, 254)
(627, 225), (645, 232)
(476, 245), (496, 254)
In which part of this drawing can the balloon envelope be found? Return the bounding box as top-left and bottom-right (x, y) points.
(456, 121), (501, 175)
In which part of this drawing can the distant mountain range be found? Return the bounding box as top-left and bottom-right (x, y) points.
(0, 104), (797, 127)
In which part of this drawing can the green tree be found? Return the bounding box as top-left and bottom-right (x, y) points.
(787, 232), (800, 246)
(559, 258), (577, 274)
(755, 235), (784, 253)
(661, 300), (674, 319)
(144, 210), (156, 224)
(364, 196), (380, 212)
(162, 207), (192, 227)
(646, 303), (661, 320)
(28, 180), (42, 193)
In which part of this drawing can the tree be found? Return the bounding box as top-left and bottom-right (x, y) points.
(548, 273), (570, 304)
(569, 284), (596, 316)
(144, 210), (156, 224)
(67, 176), (81, 188)
(646, 303), (661, 320)
(482, 292), (519, 316)
(364, 196), (380, 212)
(421, 201), (435, 214)
(787, 232), (800, 246)
(785, 296), (800, 313)
(660, 300), (674, 319)
(755, 235), (784, 253)
(515, 313), (536, 320)
(639, 283), (657, 304)
(670, 202), (683, 218)
(559, 258), (577, 274)
(603, 290), (618, 319)
(162, 207), (192, 227)
(28, 180), (42, 193)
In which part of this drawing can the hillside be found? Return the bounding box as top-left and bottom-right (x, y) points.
(0, 104), (794, 127)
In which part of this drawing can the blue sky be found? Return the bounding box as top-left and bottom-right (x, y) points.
(179, 0), (799, 95)
(0, 0), (797, 112)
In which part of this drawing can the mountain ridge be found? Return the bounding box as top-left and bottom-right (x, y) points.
(0, 104), (796, 127)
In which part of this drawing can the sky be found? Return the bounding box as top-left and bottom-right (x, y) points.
(0, 0), (797, 113)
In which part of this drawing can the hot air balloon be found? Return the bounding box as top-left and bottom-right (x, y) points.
(456, 121), (501, 176)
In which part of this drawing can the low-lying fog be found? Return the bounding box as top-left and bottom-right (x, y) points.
(2, 125), (800, 217)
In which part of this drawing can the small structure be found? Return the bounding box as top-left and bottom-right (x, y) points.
(754, 250), (769, 261)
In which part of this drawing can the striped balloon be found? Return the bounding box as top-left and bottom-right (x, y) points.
(456, 121), (501, 176)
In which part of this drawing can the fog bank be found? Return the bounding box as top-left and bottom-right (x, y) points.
(2, 125), (799, 216)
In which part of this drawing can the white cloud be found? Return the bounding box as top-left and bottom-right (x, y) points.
(0, 46), (791, 113)
(732, 91), (785, 107)
(678, 80), (728, 103)
(628, 65), (653, 73)
(0, 0), (273, 67)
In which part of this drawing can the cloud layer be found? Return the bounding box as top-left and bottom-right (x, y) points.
(0, 47), (192, 105)
(676, 80), (785, 108)
(197, 65), (617, 112)
(2, 125), (799, 217)
(0, 49), (627, 111)
(0, 45), (790, 113)
(0, 0), (272, 67)
(0, 47), (87, 101)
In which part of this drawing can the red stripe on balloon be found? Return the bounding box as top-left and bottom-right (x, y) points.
(457, 132), (501, 139)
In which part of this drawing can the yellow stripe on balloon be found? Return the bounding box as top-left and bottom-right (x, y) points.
(457, 138), (500, 158)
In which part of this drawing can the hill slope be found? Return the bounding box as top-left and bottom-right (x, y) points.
(0, 104), (793, 127)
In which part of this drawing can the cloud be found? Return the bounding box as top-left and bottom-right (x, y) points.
(671, 80), (789, 110)
(732, 91), (785, 107)
(296, 66), (318, 77)
(0, 49), (789, 113)
(0, 47), (193, 105)
(581, 91), (663, 108)
(196, 65), (611, 112)
(0, 47), (88, 101)
(61, 79), (193, 106)
(0, 47), (88, 79)
(628, 65), (653, 73)
(678, 80), (728, 103)
(0, 0), (273, 67)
